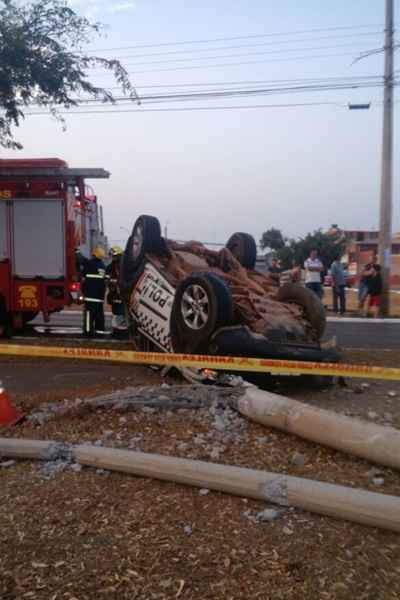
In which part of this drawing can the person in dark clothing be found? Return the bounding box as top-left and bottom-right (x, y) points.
(0, 295), (12, 338)
(81, 246), (106, 337)
(358, 253), (376, 309)
(365, 263), (382, 318)
(106, 245), (127, 336)
(330, 254), (346, 315)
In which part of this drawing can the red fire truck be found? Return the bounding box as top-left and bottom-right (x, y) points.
(0, 158), (109, 332)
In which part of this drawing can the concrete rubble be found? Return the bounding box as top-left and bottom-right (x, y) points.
(243, 507), (283, 524)
(27, 385), (243, 426)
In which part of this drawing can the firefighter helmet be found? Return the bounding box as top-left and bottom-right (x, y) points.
(109, 245), (123, 257)
(93, 246), (106, 259)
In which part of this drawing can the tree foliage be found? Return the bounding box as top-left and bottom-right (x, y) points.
(259, 227), (286, 251)
(0, 0), (135, 149)
(260, 226), (347, 270)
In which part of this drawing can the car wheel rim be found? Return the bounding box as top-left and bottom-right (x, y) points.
(181, 284), (209, 330)
(132, 224), (143, 259)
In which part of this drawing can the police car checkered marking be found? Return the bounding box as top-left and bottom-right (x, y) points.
(131, 262), (175, 352)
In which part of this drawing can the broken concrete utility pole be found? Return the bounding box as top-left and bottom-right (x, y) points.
(237, 387), (400, 471)
(1, 437), (400, 532)
(74, 445), (400, 532)
(7, 383), (400, 471)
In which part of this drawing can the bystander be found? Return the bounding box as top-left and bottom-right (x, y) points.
(365, 264), (382, 318)
(358, 254), (376, 309)
(268, 257), (282, 286)
(291, 260), (302, 283)
(330, 255), (346, 315)
(304, 248), (323, 298)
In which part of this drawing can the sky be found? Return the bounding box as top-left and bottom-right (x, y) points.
(12, 0), (400, 249)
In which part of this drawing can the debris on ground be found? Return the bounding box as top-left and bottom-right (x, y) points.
(26, 385), (242, 426)
(1, 349), (400, 599)
(255, 508), (282, 522)
(290, 452), (306, 466)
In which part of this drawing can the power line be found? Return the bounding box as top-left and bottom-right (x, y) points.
(27, 77), (384, 112)
(90, 42), (378, 69)
(93, 51), (380, 76)
(85, 23), (384, 52)
(61, 80), (384, 108)
(104, 31), (384, 60)
(25, 101), (357, 116)
(94, 75), (384, 92)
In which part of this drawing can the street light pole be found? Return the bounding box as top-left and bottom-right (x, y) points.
(378, 0), (394, 317)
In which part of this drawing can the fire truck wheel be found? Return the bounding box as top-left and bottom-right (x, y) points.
(170, 272), (234, 354)
(226, 232), (257, 270)
(121, 215), (163, 290)
(22, 312), (39, 325)
(277, 283), (326, 340)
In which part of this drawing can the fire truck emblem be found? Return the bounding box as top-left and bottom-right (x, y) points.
(17, 285), (39, 309)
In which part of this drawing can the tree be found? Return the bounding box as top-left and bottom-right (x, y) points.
(260, 227), (286, 251)
(0, 0), (136, 149)
(273, 228), (347, 270)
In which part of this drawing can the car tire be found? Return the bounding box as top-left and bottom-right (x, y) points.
(277, 283), (326, 340)
(170, 272), (234, 353)
(121, 215), (163, 290)
(226, 232), (257, 269)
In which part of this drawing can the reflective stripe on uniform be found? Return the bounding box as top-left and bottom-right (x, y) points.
(86, 311), (90, 333)
(86, 274), (105, 279)
(113, 300), (123, 304)
(84, 297), (104, 303)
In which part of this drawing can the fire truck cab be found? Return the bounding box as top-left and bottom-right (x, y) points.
(0, 158), (109, 332)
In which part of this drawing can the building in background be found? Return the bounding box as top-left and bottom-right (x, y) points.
(343, 229), (400, 286)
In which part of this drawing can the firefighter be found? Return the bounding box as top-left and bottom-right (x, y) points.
(106, 245), (127, 337)
(0, 296), (12, 338)
(81, 246), (106, 337)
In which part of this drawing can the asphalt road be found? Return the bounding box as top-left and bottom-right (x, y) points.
(324, 319), (400, 350)
(27, 310), (400, 350)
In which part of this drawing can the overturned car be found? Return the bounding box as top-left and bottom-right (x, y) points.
(121, 215), (337, 365)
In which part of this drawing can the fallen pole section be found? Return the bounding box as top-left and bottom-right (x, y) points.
(1, 437), (400, 532)
(74, 445), (400, 532)
(237, 387), (400, 471)
(0, 342), (400, 380)
(0, 437), (69, 461)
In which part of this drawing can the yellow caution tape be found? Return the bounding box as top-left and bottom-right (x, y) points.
(0, 342), (399, 381)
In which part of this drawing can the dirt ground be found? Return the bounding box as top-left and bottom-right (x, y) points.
(1, 348), (400, 599)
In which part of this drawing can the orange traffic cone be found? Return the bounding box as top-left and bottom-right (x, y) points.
(0, 384), (24, 427)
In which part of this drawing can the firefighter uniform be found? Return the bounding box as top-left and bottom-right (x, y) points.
(106, 246), (127, 335)
(82, 247), (106, 337)
(0, 296), (12, 338)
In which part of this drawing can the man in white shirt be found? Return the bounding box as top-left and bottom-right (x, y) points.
(304, 248), (323, 298)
